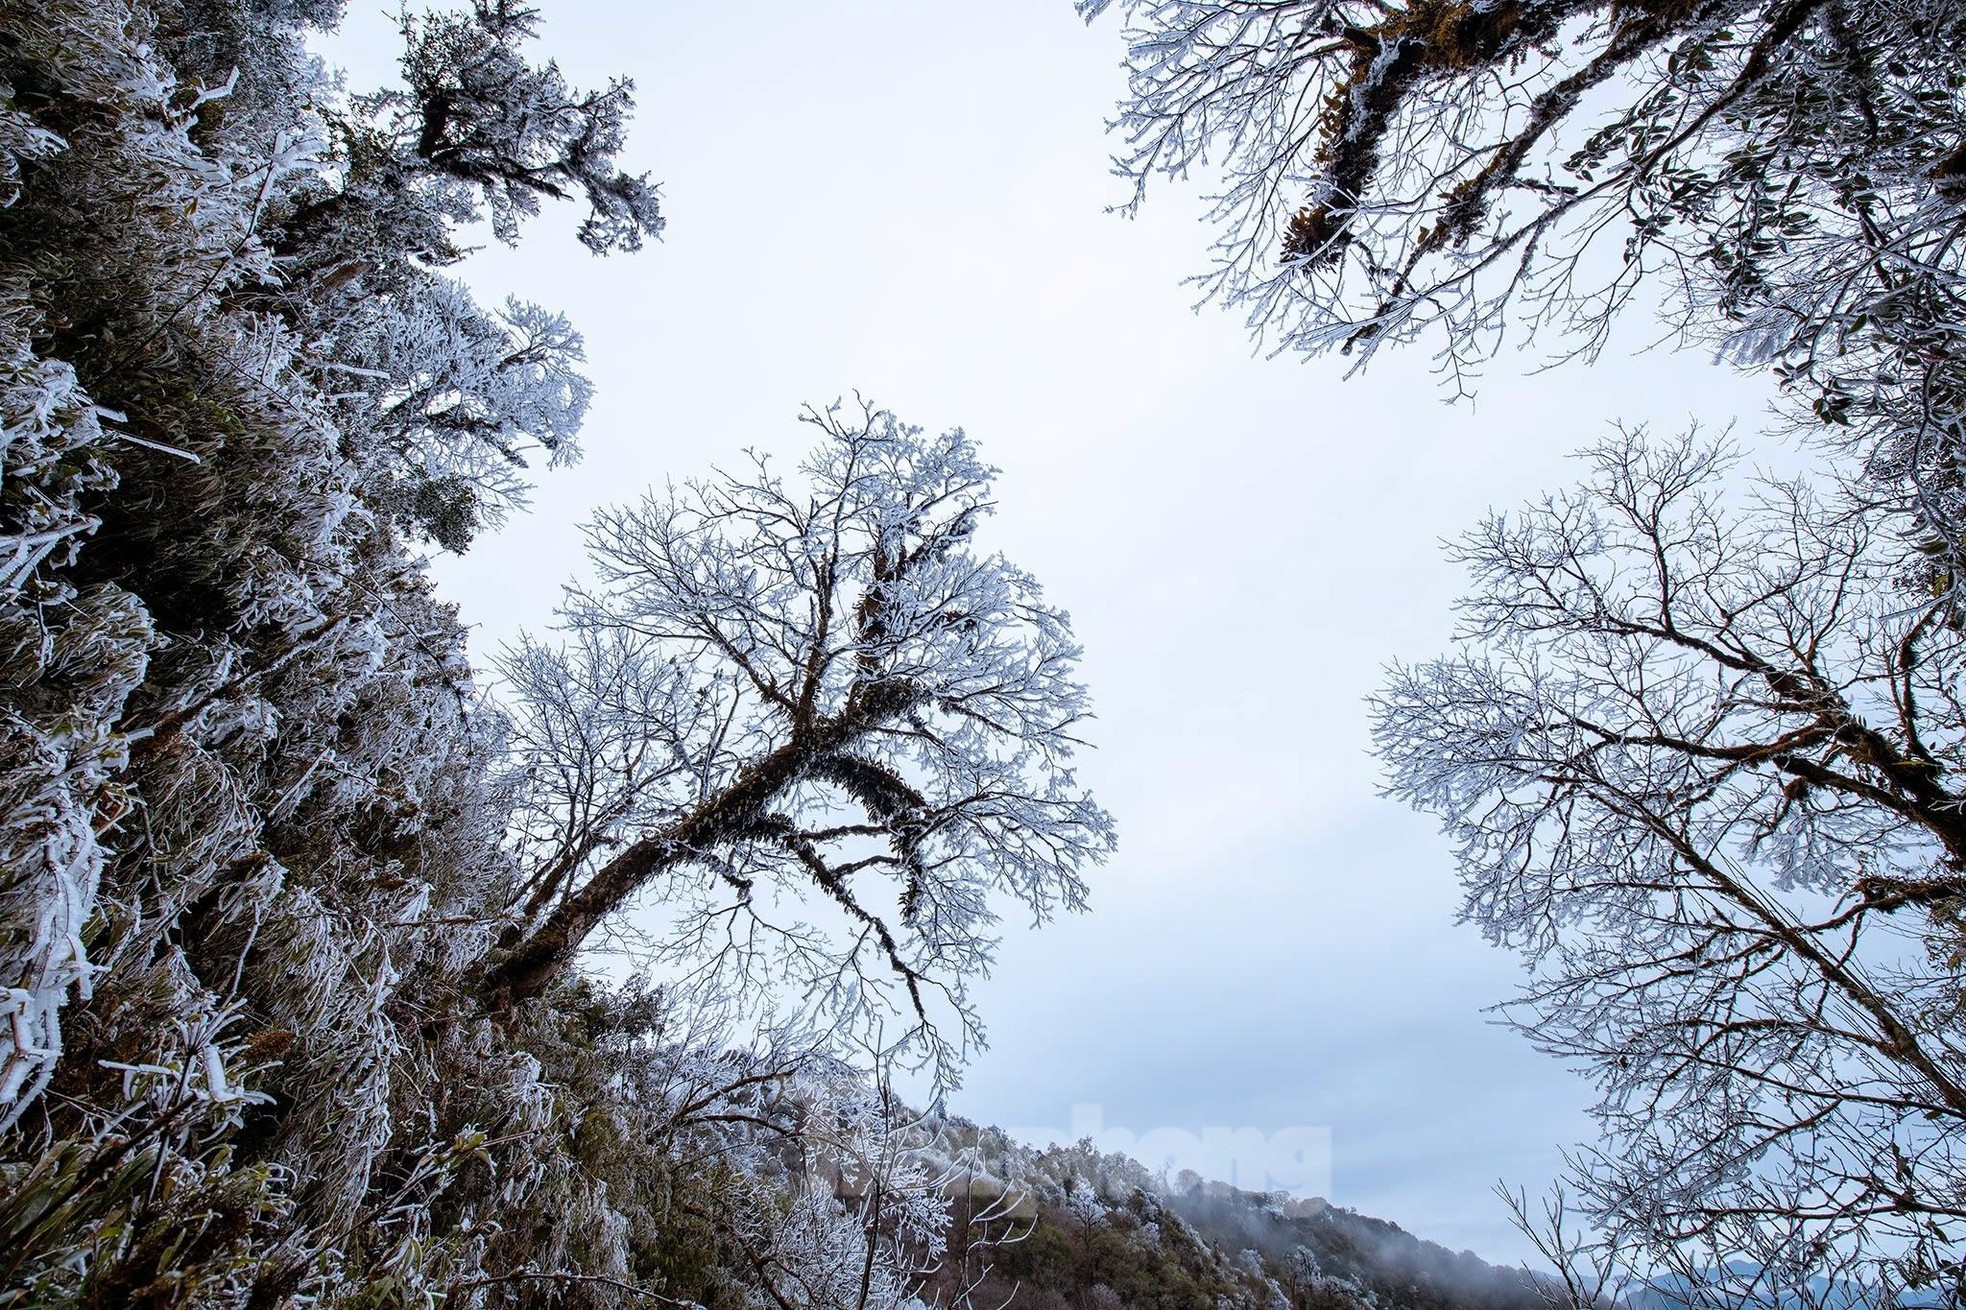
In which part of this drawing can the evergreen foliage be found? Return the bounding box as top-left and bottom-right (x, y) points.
(0, 0), (1073, 1303)
(0, 0), (1135, 1302)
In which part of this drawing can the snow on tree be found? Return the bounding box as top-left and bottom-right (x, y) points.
(1373, 432), (1966, 1301)
(1082, 0), (1966, 603)
(1082, 0), (1964, 369)
(1085, 3), (1966, 1293)
(327, 279), (592, 549)
(248, 0), (651, 553)
(488, 400), (1116, 1080)
(384, 0), (661, 253)
(0, 0), (708, 1301)
(278, 0), (661, 275)
(0, 1), (1117, 1299)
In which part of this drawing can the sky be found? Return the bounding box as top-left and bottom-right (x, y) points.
(318, 0), (1782, 1263)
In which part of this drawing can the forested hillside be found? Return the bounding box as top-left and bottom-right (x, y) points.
(0, 0), (1122, 1303)
(917, 1145), (1550, 1310)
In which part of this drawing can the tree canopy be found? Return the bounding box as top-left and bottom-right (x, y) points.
(1374, 434), (1966, 1300)
(488, 402), (1114, 1078)
(1085, 0), (1966, 593)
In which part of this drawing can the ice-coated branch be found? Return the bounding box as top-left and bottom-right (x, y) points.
(1373, 430), (1966, 1295)
(484, 401), (1114, 1082)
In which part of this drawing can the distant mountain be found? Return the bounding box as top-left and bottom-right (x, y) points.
(906, 1121), (1548, 1310)
(1167, 1184), (1550, 1310)
(1624, 1263), (1947, 1310)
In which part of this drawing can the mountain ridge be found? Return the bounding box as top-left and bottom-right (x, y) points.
(898, 1115), (1550, 1310)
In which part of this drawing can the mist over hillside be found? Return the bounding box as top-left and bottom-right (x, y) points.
(854, 1114), (1550, 1310)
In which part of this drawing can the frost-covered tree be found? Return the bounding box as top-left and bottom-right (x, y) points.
(1373, 433), (1966, 1303)
(1081, 0), (1966, 593)
(0, 0), (690, 1300)
(255, 0), (653, 551)
(1081, 0), (1963, 369)
(1087, 3), (1966, 1293)
(328, 280), (592, 549)
(0, 0), (1122, 1299)
(377, 0), (660, 253)
(488, 401), (1116, 1077)
(278, 0), (660, 272)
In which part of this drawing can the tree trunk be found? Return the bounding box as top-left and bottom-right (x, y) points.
(476, 683), (921, 1009)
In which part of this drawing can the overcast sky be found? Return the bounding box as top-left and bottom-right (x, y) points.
(320, 0), (1781, 1263)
